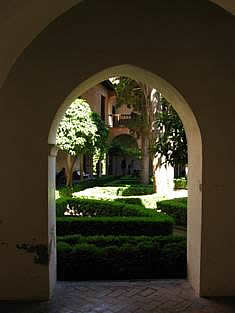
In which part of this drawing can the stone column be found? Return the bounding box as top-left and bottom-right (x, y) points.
(48, 144), (58, 298)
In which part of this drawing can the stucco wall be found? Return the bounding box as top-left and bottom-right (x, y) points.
(81, 83), (113, 126)
(0, 0), (234, 300)
(56, 83), (113, 174)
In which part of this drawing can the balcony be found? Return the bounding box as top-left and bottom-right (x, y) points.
(109, 113), (132, 128)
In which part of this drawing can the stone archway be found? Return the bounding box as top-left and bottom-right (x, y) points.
(0, 0), (234, 301)
(108, 133), (141, 177)
(0, 0), (234, 92)
(49, 64), (202, 297)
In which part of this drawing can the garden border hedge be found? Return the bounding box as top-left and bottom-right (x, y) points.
(56, 197), (154, 217)
(56, 215), (173, 236)
(117, 185), (154, 196)
(57, 234), (186, 280)
(57, 197), (162, 217)
(174, 178), (187, 190)
(58, 176), (119, 197)
(157, 198), (187, 227)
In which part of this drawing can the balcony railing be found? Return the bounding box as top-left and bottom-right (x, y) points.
(109, 113), (132, 127)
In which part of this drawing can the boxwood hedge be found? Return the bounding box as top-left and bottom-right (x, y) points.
(57, 197), (162, 217)
(57, 235), (186, 280)
(57, 234), (185, 247)
(157, 197), (187, 227)
(56, 197), (153, 218)
(56, 215), (174, 236)
(58, 176), (118, 197)
(174, 178), (187, 190)
(117, 185), (154, 196)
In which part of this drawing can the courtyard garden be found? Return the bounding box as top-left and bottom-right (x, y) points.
(55, 80), (188, 281)
(56, 176), (188, 280)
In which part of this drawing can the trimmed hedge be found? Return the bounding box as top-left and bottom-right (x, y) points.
(56, 197), (71, 217)
(115, 197), (144, 206)
(57, 235), (186, 280)
(114, 195), (158, 209)
(104, 180), (138, 187)
(56, 197), (158, 217)
(117, 185), (154, 196)
(157, 197), (187, 227)
(174, 178), (187, 190)
(58, 176), (119, 197)
(56, 215), (174, 236)
(103, 176), (139, 187)
(115, 196), (158, 209)
(74, 176), (118, 190)
(57, 234), (185, 247)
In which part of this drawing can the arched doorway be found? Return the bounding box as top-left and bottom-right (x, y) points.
(108, 134), (140, 177)
(49, 64), (202, 298)
(0, 0), (234, 300)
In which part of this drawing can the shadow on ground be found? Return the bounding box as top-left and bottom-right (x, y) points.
(1, 280), (235, 313)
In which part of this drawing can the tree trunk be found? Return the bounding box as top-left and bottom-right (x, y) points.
(140, 135), (150, 185)
(65, 155), (76, 187)
(152, 156), (161, 193)
(89, 155), (94, 178)
(105, 153), (108, 176)
(97, 159), (102, 177)
(80, 154), (84, 181)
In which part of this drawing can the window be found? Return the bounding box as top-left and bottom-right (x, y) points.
(101, 95), (105, 121)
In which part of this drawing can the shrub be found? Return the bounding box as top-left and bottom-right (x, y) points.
(72, 186), (121, 200)
(103, 176), (138, 186)
(75, 176), (118, 190)
(174, 178), (187, 190)
(57, 234), (185, 247)
(157, 198), (187, 227)
(57, 235), (186, 280)
(58, 176), (119, 197)
(115, 197), (144, 207)
(56, 215), (174, 236)
(115, 196), (158, 209)
(56, 197), (163, 217)
(160, 241), (187, 275)
(117, 185), (154, 196)
(57, 241), (73, 252)
(56, 197), (158, 217)
(56, 197), (70, 217)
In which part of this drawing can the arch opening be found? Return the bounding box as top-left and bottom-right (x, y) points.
(49, 64), (202, 294)
(109, 134), (140, 177)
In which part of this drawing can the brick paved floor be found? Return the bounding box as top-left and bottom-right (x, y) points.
(1, 279), (235, 313)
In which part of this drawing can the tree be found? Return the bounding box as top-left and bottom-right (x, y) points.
(56, 98), (109, 186)
(154, 100), (187, 168)
(113, 77), (187, 192)
(113, 77), (160, 187)
(108, 141), (141, 159)
(109, 134), (141, 159)
(90, 111), (109, 177)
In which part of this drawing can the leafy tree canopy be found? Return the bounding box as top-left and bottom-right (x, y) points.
(56, 98), (109, 157)
(113, 77), (187, 168)
(91, 111), (109, 159)
(113, 77), (161, 139)
(154, 99), (187, 167)
(109, 135), (141, 159)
